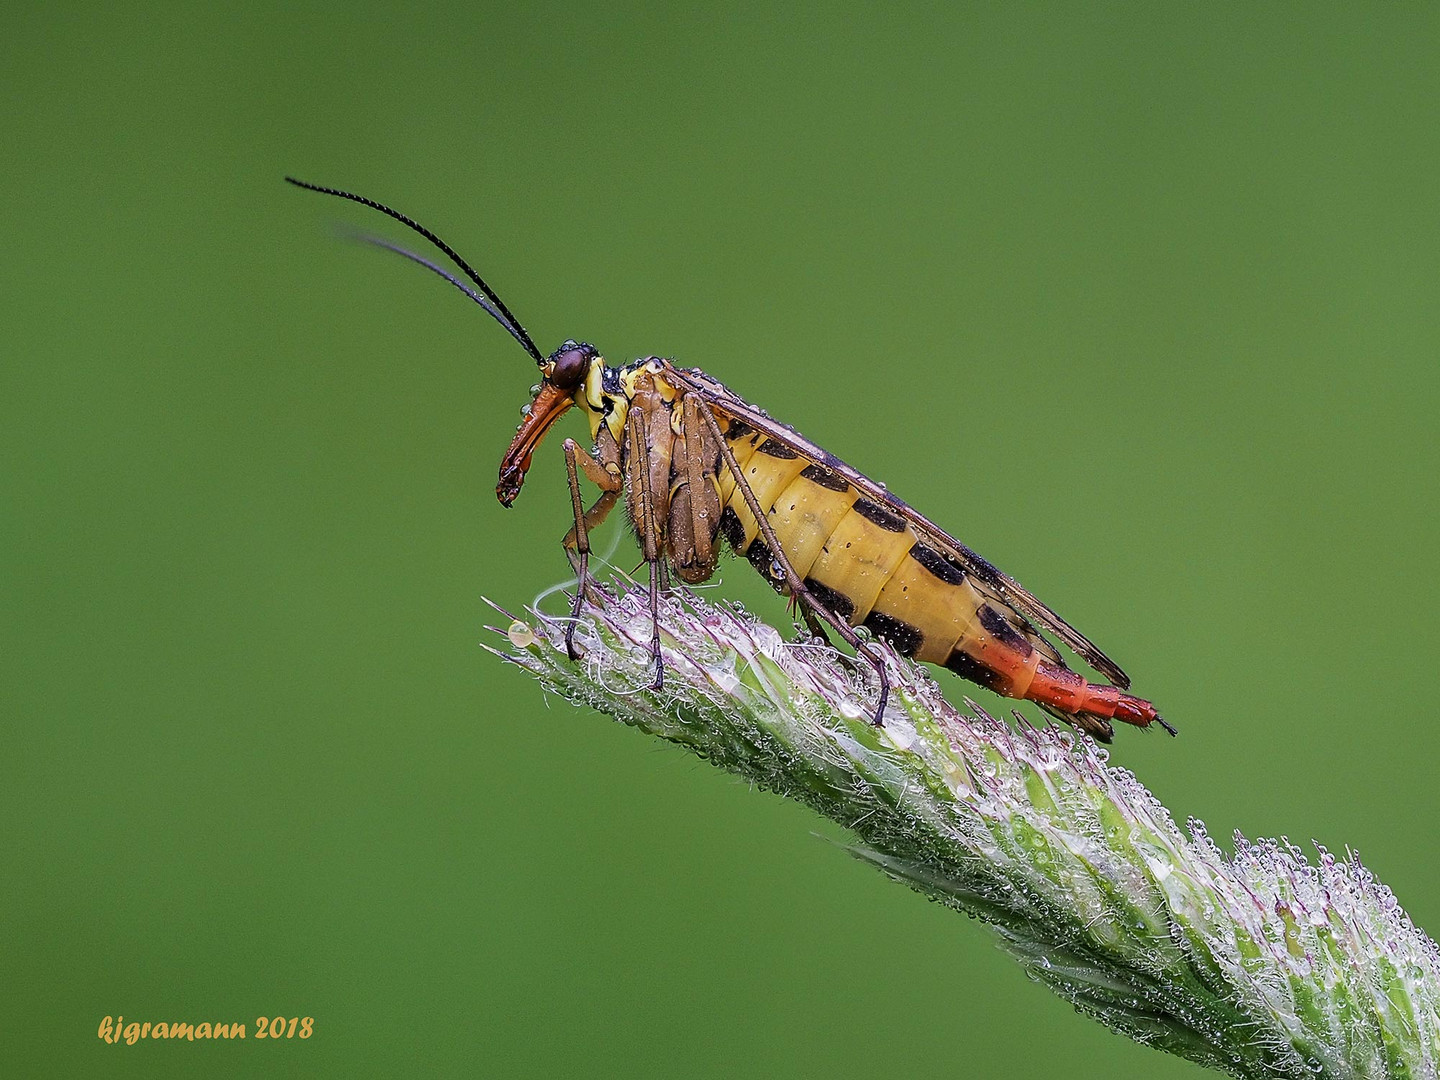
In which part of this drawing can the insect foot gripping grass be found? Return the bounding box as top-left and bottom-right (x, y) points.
(487, 581), (1440, 1080)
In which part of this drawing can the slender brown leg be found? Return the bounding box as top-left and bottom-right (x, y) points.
(562, 438), (621, 661)
(625, 409), (666, 691)
(648, 558), (663, 690)
(797, 604), (833, 647)
(692, 396), (890, 724)
(679, 395), (715, 569)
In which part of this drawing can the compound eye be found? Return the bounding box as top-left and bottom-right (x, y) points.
(547, 342), (595, 392)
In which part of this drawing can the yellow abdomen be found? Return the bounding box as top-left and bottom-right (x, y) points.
(716, 437), (1025, 681)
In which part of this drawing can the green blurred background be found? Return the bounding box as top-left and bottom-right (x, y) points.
(4, 4), (1439, 1077)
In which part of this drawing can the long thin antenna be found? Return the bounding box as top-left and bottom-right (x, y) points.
(285, 177), (544, 363)
(345, 230), (538, 354)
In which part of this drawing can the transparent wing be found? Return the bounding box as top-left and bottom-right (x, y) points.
(665, 363), (1131, 688)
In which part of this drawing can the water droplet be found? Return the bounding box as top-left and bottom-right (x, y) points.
(711, 667), (740, 693)
(507, 620), (537, 649)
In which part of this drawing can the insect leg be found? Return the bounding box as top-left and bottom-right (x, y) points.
(679, 395), (715, 569)
(692, 396), (890, 724)
(624, 409), (666, 690)
(648, 557), (664, 689)
(797, 604), (833, 647)
(562, 438), (622, 661)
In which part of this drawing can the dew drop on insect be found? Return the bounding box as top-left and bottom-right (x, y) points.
(769, 559), (786, 580)
(507, 620), (537, 649)
(520, 404), (533, 418)
(529, 384), (541, 395)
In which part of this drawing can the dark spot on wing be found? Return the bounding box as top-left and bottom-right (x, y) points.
(863, 612), (923, 657)
(960, 548), (1004, 588)
(756, 438), (799, 459)
(799, 463), (849, 492)
(725, 419), (753, 440)
(852, 498), (906, 533)
(802, 577), (855, 622)
(978, 605), (1034, 657)
(945, 650), (1008, 692)
(910, 542), (968, 586)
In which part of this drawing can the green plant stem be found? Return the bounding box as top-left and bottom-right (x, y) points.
(489, 581), (1439, 1079)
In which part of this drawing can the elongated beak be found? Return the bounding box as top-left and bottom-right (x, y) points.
(496, 383), (574, 506)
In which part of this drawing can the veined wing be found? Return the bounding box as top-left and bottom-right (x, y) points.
(665, 363), (1132, 689)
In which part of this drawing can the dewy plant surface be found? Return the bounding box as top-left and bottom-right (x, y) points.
(489, 580), (1440, 1079)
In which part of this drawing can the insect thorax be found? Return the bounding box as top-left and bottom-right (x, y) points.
(579, 357), (681, 443)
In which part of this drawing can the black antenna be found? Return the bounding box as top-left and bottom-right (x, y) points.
(285, 177), (545, 364)
(345, 229), (534, 348)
